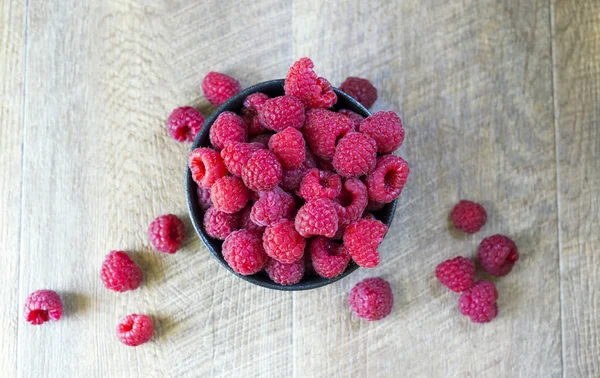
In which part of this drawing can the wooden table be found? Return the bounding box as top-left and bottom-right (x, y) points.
(1, 1), (598, 377)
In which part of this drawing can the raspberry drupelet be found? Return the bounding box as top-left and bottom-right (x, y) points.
(202, 71), (241, 106)
(478, 234), (519, 276)
(117, 314), (154, 346)
(458, 280), (499, 323)
(189, 148), (228, 189)
(359, 111), (405, 153)
(268, 127), (306, 169)
(263, 219), (306, 264)
(366, 155), (410, 203)
(348, 277), (393, 321)
(435, 256), (476, 292)
(222, 230), (268, 275)
(24, 290), (63, 325)
(450, 200), (487, 234)
(166, 106), (204, 143)
(309, 237), (351, 279)
(101, 251), (143, 292)
(148, 214), (186, 254)
(284, 57), (337, 109)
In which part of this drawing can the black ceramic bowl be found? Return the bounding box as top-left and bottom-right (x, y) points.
(186, 79), (397, 290)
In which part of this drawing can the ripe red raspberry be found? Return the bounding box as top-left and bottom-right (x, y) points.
(196, 186), (213, 211)
(239, 204), (265, 234)
(334, 178), (369, 238)
(359, 111), (405, 153)
(242, 93), (269, 136)
(222, 230), (268, 275)
(303, 108), (353, 160)
(309, 237), (351, 278)
(268, 127), (306, 170)
(117, 314), (154, 346)
(333, 132), (377, 178)
(220, 142), (264, 177)
(148, 214), (186, 254)
(281, 150), (317, 192)
(248, 133), (272, 148)
(258, 95), (305, 132)
(478, 235), (519, 276)
(202, 71), (241, 106)
(299, 168), (342, 201)
(338, 109), (364, 131)
(101, 251), (143, 292)
(348, 277), (393, 321)
(209, 111), (247, 150)
(458, 280), (498, 323)
(435, 256), (476, 292)
(339, 77), (378, 109)
(265, 259), (305, 285)
(210, 176), (249, 214)
(294, 198), (339, 238)
(250, 187), (295, 227)
(166, 106), (204, 143)
(189, 148), (228, 189)
(284, 57), (337, 109)
(263, 219), (306, 263)
(242, 149), (282, 191)
(343, 218), (387, 268)
(450, 200), (487, 234)
(24, 290), (63, 325)
(203, 206), (239, 240)
(366, 155), (410, 203)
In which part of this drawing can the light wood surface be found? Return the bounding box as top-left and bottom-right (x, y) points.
(0, 0), (598, 377)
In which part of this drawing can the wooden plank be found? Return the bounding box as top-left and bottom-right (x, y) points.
(553, 0), (600, 376)
(292, 1), (561, 377)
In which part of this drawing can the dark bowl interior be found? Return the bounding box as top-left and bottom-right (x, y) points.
(186, 79), (397, 290)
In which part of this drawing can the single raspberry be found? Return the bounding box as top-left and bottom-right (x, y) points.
(242, 149), (282, 191)
(359, 111), (405, 153)
(343, 218), (387, 268)
(24, 290), (63, 325)
(117, 314), (153, 346)
(294, 198), (339, 238)
(196, 186), (213, 211)
(209, 111), (247, 150)
(280, 150), (317, 192)
(201, 71), (241, 106)
(268, 127), (306, 169)
(333, 132), (377, 178)
(243, 92), (269, 113)
(263, 219), (306, 263)
(101, 251), (143, 292)
(284, 57), (337, 109)
(334, 178), (369, 238)
(242, 93), (270, 136)
(299, 168), (342, 201)
(166, 106), (204, 143)
(310, 237), (351, 278)
(366, 200), (385, 211)
(366, 155), (410, 203)
(248, 133), (272, 148)
(362, 212), (377, 220)
(458, 280), (499, 323)
(339, 77), (378, 109)
(220, 142), (264, 177)
(450, 200), (487, 234)
(210, 176), (249, 214)
(478, 235), (519, 276)
(222, 230), (268, 275)
(265, 259), (305, 285)
(303, 108), (354, 160)
(435, 256), (476, 292)
(338, 109), (364, 130)
(258, 95), (305, 132)
(348, 277), (393, 321)
(189, 148), (228, 189)
(239, 204), (265, 234)
(148, 214), (186, 254)
(203, 206), (239, 240)
(250, 187), (295, 227)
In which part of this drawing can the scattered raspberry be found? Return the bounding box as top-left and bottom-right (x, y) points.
(243, 92), (269, 113)
(343, 218), (387, 268)
(478, 235), (519, 276)
(332, 132), (377, 178)
(339, 77), (378, 109)
(210, 176), (250, 214)
(265, 259), (305, 285)
(117, 314), (154, 346)
(280, 150), (317, 192)
(303, 108), (353, 160)
(309, 237), (351, 278)
(209, 111), (247, 150)
(148, 214), (186, 254)
(458, 280), (498, 323)
(239, 204), (265, 234)
(359, 111), (405, 153)
(294, 198), (339, 238)
(258, 95), (305, 132)
(201, 71), (241, 106)
(263, 219), (306, 263)
(268, 127), (306, 169)
(196, 186), (213, 211)
(242, 149), (282, 191)
(203, 206), (239, 240)
(299, 168), (342, 201)
(24, 290), (63, 325)
(222, 230), (268, 275)
(366, 200), (385, 211)
(435, 256), (476, 292)
(189, 148), (228, 189)
(220, 142), (264, 177)
(101, 251), (143, 292)
(348, 277), (393, 321)
(284, 57), (337, 109)
(366, 155), (409, 203)
(334, 178), (369, 238)
(338, 109), (364, 130)
(250, 187), (295, 227)
(248, 133), (272, 148)
(242, 93), (270, 136)
(166, 106), (204, 143)
(450, 200), (487, 234)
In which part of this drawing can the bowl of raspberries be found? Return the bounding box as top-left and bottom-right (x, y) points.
(186, 58), (409, 290)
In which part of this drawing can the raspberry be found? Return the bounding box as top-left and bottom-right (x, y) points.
(250, 187), (295, 227)
(309, 237), (351, 278)
(101, 251), (143, 292)
(334, 178), (369, 238)
(24, 290), (63, 325)
(299, 168), (342, 201)
(348, 278), (393, 321)
(343, 218), (387, 268)
(258, 95), (305, 132)
(242, 149), (282, 191)
(189, 148), (228, 189)
(303, 108), (354, 160)
(117, 314), (153, 346)
(280, 150), (317, 192)
(450, 200), (487, 234)
(221, 142), (264, 177)
(201, 71), (241, 106)
(458, 280), (498, 323)
(242, 93), (269, 136)
(339, 77), (378, 109)
(239, 204), (265, 234)
(210, 176), (250, 214)
(359, 111), (405, 153)
(366, 155), (409, 203)
(435, 256), (476, 292)
(222, 230), (268, 275)
(263, 219), (306, 263)
(203, 206), (239, 240)
(338, 109), (364, 130)
(294, 198), (339, 238)
(166, 106), (204, 143)
(284, 57), (337, 109)
(248, 133), (272, 148)
(268, 127), (306, 169)
(265, 259), (305, 285)
(478, 235), (519, 276)
(209, 111), (247, 150)
(148, 214), (186, 254)
(333, 132), (377, 178)
(196, 186), (213, 211)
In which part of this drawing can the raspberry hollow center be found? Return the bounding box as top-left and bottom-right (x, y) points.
(385, 169), (403, 189)
(27, 309), (50, 324)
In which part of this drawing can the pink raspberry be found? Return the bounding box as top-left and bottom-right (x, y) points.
(435, 256), (476, 292)
(265, 259), (305, 285)
(189, 148), (228, 189)
(359, 111), (405, 153)
(248, 133), (272, 148)
(339, 77), (378, 109)
(24, 290), (63, 325)
(166, 106), (204, 143)
(209, 111), (247, 150)
(458, 281), (499, 323)
(101, 251), (143, 292)
(117, 314), (154, 346)
(333, 132), (377, 178)
(222, 230), (268, 275)
(250, 187), (295, 227)
(202, 71), (241, 106)
(242, 149), (282, 191)
(366, 155), (409, 203)
(268, 127), (306, 169)
(334, 178), (369, 238)
(478, 235), (519, 276)
(210, 176), (250, 214)
(294, 198), (339, 238)
(299, 168), (342, 201)
(309, 237), (351, 278)
(148, 214), (186, 254)
(239, 204), (265, 234)
(196, 186), (213, 211)
(343, 218), (387, 268)
(203, 206), (239, 240)
(284, 57), (337, 109)
(258, 95), (305, 132)
(303, 108), (353, 160)
(263, 219), (306, 263)
(450, 200), (487, 234)
(348, 277), (393, 321)
(281, 150), (317, 192)
(338, 109), (364, 130)
(242, 93), (270, 136)
(220, 142), (264, 177)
